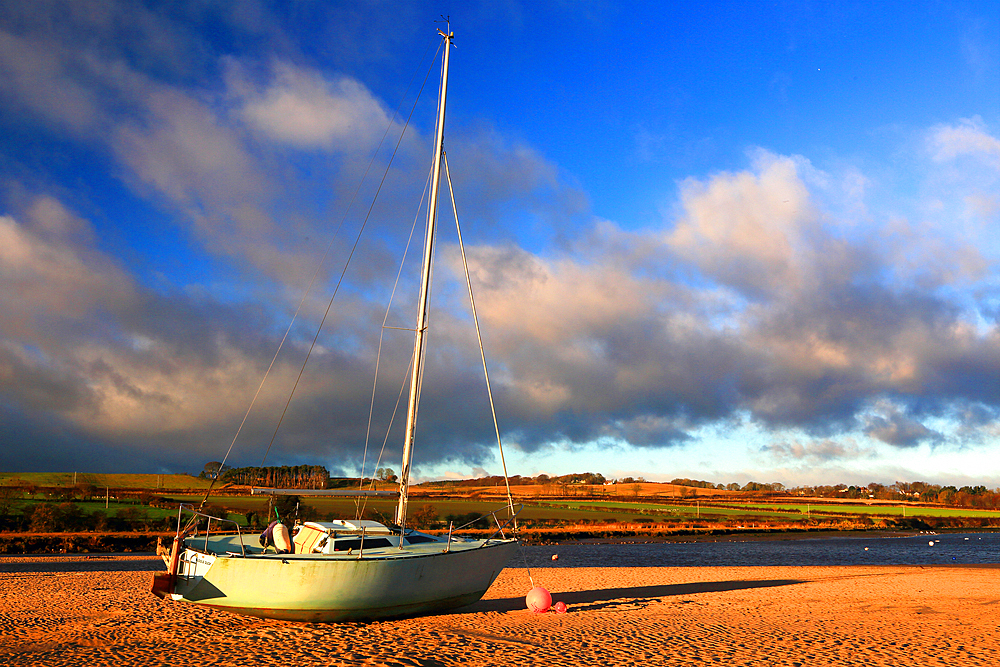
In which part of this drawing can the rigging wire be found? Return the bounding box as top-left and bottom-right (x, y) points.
(356, 170), (430, 518)
(258, 40), (443, 468)
(357, 353), (413, 521)
(198, 39), (440, 506)
(358, 160), (440, 521)
(442, 151), (517, 529)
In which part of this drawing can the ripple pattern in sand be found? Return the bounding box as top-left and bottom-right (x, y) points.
(1, 556), (999, 666)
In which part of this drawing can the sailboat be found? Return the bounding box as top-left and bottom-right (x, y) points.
(151, 27), (520, 622)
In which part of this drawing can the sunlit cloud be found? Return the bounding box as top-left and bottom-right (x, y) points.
(232, 61), (397, 151)
(667, 152), (820, 298)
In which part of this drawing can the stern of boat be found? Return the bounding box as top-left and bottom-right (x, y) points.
(151, 504), (246, 600)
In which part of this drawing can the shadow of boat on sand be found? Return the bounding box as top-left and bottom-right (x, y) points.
(461, 578), (805, 614)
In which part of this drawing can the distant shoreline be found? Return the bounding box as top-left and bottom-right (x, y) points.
(2, 525), (996, 554)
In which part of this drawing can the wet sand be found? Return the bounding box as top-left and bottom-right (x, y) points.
(2, 555), (999, 666)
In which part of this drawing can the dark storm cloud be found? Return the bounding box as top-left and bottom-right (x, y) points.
(864, 410), (941, 449)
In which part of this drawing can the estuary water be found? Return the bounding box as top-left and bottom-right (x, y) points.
(519, 532), (1000, 568)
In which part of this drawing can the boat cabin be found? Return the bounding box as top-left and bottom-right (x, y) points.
(291, 520), (442, 555)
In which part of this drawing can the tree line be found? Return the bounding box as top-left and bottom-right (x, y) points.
(218, 465), (330, 489)
(801, 481), (1000, 508)
(423, 472), (1000, 509)
(671, 479), (1000, 508)
(433, 472), (608, 487)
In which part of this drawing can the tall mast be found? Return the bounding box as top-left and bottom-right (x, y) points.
(396, 27), (453, 528)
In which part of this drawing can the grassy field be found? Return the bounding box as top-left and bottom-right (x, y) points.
(713, 501), (1000, 519)
(5, 472), (1000, 529)
(156, 495), (662, 525)
(163, 493), (1000, 526)
(533, 499), (811, 520)
(419, 481), (731, 499)
(71, 501), (181, 521)
(11, 492), (994, 535)
(0, 472), (211, 489)
(524, 498), (1000, 522)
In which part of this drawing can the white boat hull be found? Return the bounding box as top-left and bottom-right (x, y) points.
(170, 539), (518, 622)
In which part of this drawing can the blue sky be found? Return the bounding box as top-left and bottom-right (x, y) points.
(1, 1), (999, 489)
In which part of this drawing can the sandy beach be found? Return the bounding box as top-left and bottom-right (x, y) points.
(2, 555), (999, 666)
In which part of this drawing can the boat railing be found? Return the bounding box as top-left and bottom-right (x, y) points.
(175, 503), (247, 556)
(448, 503), (523, 547)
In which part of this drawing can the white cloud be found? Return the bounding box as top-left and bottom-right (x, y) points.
(113, 89), (269, 207)
(232, 61), (397, 150)
(928, 117), (1000, 170)
(666, 152), (821, 298)
(920, 118), (1000, 262)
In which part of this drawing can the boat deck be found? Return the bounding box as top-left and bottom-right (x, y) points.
(184, 531), (500, 560)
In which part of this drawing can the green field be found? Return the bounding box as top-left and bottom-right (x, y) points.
(533, 499), (1000, 521)
(157, 495), (661, 525)
(533, 499), (807, 520)
(71, 501), (181, 521)
(714, 502), (1000, 519)
(5, 472), (1000, 528)
(0, 472), (211, 490)
(11, 493), (993, 534)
